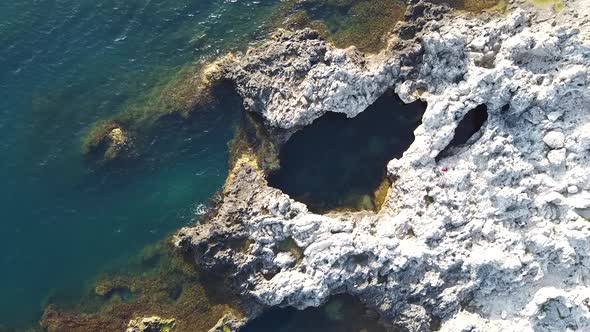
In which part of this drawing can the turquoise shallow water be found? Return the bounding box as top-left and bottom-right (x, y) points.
(0, 0), (279, 328)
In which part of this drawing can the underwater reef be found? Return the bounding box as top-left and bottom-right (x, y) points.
(47, 0), (590, 331)
(39, 241), (249, 332)
(81, 58), (235, 164)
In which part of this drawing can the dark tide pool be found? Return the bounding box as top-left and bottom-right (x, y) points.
(268, 91), (426, 212)
(243, 295), (387, 332)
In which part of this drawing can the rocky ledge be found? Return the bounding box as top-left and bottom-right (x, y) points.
(176, 0), (590, 331)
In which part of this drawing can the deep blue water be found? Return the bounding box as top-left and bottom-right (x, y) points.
(0, 0), (279, 328)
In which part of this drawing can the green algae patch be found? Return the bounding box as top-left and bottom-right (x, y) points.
(426, 0), (505, 12)
(372, 177), (392, 212)
(274, 0), (505, 54)
(529, 0), (565, 11)
(275, 0), (406, 54)
(228, 112), (280, 176)
(40, 240), (244, 332)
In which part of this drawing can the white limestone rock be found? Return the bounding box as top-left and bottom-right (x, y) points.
(180, 1), (590, 331)
(543, 131), (565, 149)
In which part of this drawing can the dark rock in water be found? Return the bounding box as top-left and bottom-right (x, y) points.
(175, 154), (303, 304)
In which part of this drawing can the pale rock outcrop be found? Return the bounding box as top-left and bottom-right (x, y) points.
(226, 28), (397, 130)
(224, 1), (444, 132)
(178, 0), (590, 331)
(126, 316), (175, 332)
(208, 312), (247, 332)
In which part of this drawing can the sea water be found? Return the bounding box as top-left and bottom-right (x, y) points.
(0, 0), (278, 328)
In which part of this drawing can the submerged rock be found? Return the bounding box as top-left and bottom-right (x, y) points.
(82, 121), (134, 163)
(177, 0), (590, 331)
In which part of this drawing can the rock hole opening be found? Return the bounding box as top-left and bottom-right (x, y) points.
(267, 90), (426, 213)
(436, 104), (488, 162)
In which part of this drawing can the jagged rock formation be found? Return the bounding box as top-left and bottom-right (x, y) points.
(221, 1), (445, 139)
(177, 0), (590, 331)
(208, 312), (247, 332)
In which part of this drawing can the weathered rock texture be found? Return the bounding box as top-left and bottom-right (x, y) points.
(126, 316), (175, 332)
(177, 0), (590, 331)
(222, 0), (444, 136)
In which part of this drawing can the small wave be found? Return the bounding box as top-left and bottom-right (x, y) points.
(193, 203), (208, 216)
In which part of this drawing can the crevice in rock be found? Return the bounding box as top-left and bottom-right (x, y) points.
(229, 110), (281, 176)
(267, 90), (426, 213)
(430, 315), (442, 331)
(436, 104), (488, 162)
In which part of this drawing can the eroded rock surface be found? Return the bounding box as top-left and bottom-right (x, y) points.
(208, 312), (247, 332)
(177, 0), (590, 331)
(126, 316), (175, 332)
(223, 1), (444, 133)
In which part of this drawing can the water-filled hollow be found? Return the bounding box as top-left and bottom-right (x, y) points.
(242, 294), (386, 332)
(267, 90), (426, 212)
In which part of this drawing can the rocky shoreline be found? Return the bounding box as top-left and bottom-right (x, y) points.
(174, 0), (590, 331)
